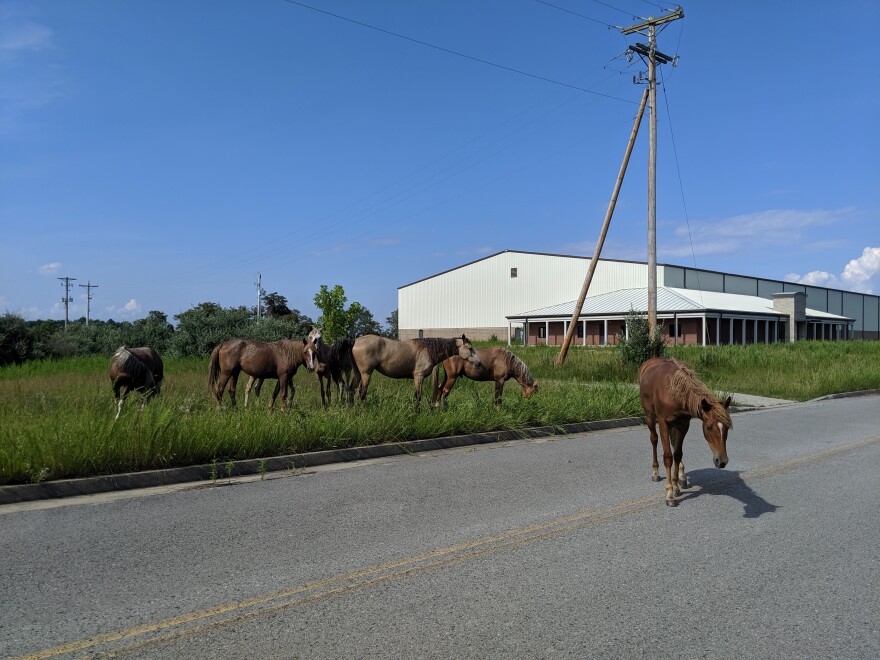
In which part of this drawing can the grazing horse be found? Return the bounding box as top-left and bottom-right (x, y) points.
(431, 347), (538, 408)
(108, 346), (164, 420)
(639, 357), (732, 507)
(314, 337), (356, 406)
(209, 338), (317, 411)
(246, 327), (324, 408)
(350, 334), (481, 411)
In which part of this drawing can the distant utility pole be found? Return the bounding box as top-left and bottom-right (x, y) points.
(255, 273), (264, 321)
(79, 281), (98, 326)
(58, 276), (77, 330)
(621, 5), (683, 334)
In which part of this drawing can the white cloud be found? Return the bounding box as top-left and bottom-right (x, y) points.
(785, 246), (879, 294)
(38, 262), (61, 276)
(105, 299), (142, 318)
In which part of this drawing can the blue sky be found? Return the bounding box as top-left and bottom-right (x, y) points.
(2, 0), (879, 326)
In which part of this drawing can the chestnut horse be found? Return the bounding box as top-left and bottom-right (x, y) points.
(350, 334), (480, 411)
(209, 338), (317, 411)
(639, 357), (732, 507)
(109, 346), (164, 420)
(431, 347), (538, 408)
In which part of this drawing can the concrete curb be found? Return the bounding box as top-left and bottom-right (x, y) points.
(808, 389), (880, 402)
(0, 417), (646, 506)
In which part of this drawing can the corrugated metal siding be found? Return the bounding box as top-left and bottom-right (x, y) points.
(399, 252), (648, 330)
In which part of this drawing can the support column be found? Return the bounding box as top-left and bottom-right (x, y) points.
(603, 319), (608, 346)
(729, 317), (734, 345)
(702, 316), (707, 346)
(582, 320), (586, 347)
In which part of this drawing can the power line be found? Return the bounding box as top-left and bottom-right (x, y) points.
(531, 0), (616, 28)
(280, 0), (637, 105)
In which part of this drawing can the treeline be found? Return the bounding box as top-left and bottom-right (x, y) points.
(0, 286), (398, 366)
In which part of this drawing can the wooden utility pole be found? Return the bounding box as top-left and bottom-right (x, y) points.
(621, 6), (683, 333)
(555, 89), (649, 366)
(79, 281), (98, 326)
(58, 276), (77, 330)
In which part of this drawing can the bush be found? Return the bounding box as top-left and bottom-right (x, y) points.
(617, 309), (666, 368)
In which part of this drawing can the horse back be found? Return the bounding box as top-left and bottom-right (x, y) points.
(639, 357), (687, 420)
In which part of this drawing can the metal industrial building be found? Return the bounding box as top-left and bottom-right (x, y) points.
(397, 250), (878, 345)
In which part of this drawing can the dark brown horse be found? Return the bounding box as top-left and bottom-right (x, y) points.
(108, 346), (164, 420)
(209, 338), (317, 411)
(314, 337), (356, 406)
(431, 347), (538, 408)
(350, 334), (480, 411)
(639, 357), (732, 507)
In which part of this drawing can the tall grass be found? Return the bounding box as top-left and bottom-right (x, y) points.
(1, 342), (878, 485)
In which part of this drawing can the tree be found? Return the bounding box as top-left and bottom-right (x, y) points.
(261, 292), (292, 318)
(384, 309), (398, 339)
(617, 309), (666, 369)
(313, 284), (350, 341)
(347, 302), (381, 337)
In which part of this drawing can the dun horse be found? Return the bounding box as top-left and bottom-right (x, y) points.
(350, 334), (480, 411)
(209, 338), (317, 411)
(431, 347), (538, 408)
(108, 346), (164, 420)
(639, 357), (732, 507)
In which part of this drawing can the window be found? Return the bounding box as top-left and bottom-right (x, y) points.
(510, 267), (518, 278)
(538, 326), (546, 338)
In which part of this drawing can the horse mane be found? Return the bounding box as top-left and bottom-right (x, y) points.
(410, 337), (458, 364)
(500, 348), (535, 386)
(667, 359), (732, 427)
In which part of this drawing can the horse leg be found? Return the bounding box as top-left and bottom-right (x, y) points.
(213, 372), (231, 409)
(413, 373), (425, 412)
(244, 376), (256, 409)
(440, 374), (457, 411)
(646, 411), (660, 482)
(672, 419), (689, 490)
(113, 381), (126, 420)
(356, 370), (372, 403)
(494, 378), (505, 406)
(227, 373), (239, 409)
(657, 418), (677, 506)
(318, 374), (328, 407)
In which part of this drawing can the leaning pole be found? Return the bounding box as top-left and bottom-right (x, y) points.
(555, 88), (649, 367)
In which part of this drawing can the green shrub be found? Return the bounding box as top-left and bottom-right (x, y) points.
(617, 309), (666, 368)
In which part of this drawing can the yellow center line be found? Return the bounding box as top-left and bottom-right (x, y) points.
(19, 435), (880, 660)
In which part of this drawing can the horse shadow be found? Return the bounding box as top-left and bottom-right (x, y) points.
(677, 468), (780, 518)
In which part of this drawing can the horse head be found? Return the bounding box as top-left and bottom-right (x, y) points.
(522, 380), (539, 398)
(700, 395), (732, 468)
(456, 334), (482, 367)
(308, 326), (323, 347)
(302, 338), (318, 372)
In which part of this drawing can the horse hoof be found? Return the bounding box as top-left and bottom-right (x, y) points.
(679, 480), (689, 489)
(665, 498), (678, 507)
(651, 475), (661, 482)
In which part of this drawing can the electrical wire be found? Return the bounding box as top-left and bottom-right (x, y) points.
(531, 0), (617, 28)
(280, 0), (637, 105)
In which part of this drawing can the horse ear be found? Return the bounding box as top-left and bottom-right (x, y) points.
(700, 398), (712, 413)
(302, 338), (307, 345)
(723, 395), (732, 409)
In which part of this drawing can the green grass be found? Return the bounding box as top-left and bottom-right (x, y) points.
(1, 341), (878, 485)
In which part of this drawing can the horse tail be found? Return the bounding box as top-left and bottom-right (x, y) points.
(208, 344), (222, 395)
(430, 365), (440, 401)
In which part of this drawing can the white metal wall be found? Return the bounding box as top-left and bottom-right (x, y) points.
(398, 251), (649, 331)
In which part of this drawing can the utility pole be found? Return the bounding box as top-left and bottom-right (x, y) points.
(255, 273), (263, 321)
(555, 88), (649, 366)
(621, 6), (683, 334)
(58, 276), (77, 330)
(78, 281), (98, 326)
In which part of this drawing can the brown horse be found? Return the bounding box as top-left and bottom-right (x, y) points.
(108, 346), (164, 420)
(431, 347), (538, 408)
(209, 338), (317, 411)
(639, 357), (732, 507)
(350, 334), (480, 411)
(246, 327), (324, 408)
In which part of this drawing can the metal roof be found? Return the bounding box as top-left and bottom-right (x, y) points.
(507, 287), (854, 322)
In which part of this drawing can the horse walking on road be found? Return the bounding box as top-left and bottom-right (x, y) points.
(639, 357), (732, 507)
(209, 338), (317, 411)
(432, 347), (538, 408)
(109, 346), (164, 420)
(350, 334), (480, 411)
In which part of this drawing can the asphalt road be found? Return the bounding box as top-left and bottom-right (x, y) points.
(2, 395), (878, 659)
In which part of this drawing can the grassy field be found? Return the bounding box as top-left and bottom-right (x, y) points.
(2, 341), (878, 485)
